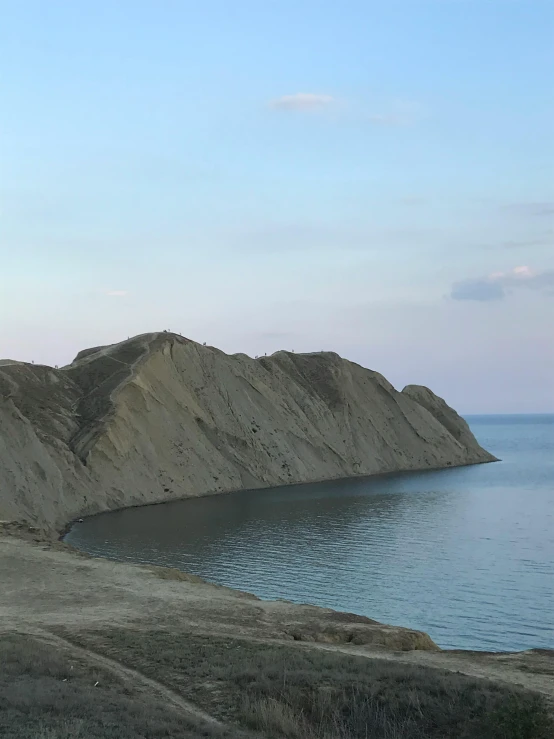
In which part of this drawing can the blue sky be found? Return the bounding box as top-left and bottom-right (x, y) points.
(1, 0), (553, 412)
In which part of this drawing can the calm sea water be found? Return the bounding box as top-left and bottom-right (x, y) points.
(66, 415), (554, 651)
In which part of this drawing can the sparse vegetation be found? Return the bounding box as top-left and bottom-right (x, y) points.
(0, 634), (244, 739)
(53, 628), (553, 739)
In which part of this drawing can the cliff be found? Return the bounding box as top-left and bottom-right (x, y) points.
(0, 332), (495, 531)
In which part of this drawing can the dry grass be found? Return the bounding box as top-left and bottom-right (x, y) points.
(240, 676), (552, 738)
(0, 634), (245, 739)
(56, 627), (553, 738)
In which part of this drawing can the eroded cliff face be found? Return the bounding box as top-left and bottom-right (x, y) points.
(0, 332), (496, 531)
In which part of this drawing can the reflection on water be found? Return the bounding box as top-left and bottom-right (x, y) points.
(66, 415), (554, 651)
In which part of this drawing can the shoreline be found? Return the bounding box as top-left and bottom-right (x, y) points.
(3, 498), (554, 728)
(1, 331), (498, 535)
(56, 457), (542, 657)
(58, 454), (499, 543)
(3, 522), (553, 662)
(10, 456), (552, 664)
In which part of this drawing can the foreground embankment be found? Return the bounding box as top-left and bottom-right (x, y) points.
(1, 531), (553, 739)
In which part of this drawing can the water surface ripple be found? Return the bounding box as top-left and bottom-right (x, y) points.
(66, 415), (554, 651)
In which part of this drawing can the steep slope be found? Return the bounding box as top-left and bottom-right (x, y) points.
(0, 332), (496, 531)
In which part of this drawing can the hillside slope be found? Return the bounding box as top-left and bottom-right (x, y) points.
(0, 332), (495, 530)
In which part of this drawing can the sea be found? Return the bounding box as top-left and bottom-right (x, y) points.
(65, 414), (554, 651)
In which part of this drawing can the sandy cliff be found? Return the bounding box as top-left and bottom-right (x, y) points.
(0, 332), (495, 530)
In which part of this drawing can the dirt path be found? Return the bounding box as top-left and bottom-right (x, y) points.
(11, 627), (226, 731)
(2, 533), (553, 710)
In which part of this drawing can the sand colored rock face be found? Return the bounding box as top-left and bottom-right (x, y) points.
(0, 332), (496, 530)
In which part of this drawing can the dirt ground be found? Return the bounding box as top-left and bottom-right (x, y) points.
(1, 533), (553, 714)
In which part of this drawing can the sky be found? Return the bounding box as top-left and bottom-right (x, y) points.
(1, 0), (553, 413)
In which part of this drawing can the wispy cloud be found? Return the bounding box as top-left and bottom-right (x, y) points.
(398, 196), (427, 206)
(105, 290), (128, 297)
(268, 94), (426, 127)
(229, 222), (441, 254)
(451, 266), (554, 301)
(269, 93), (335, 112)
(500, 233), (553, 249)
(367, 101), (425, 127)
(502, 202), (554, 217)
(254, 331), (296, 340)
(451, 279), (505, 302)
(368, 114), (406, 126)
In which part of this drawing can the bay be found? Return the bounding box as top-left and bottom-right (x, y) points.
(65, 415), (554, 651)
